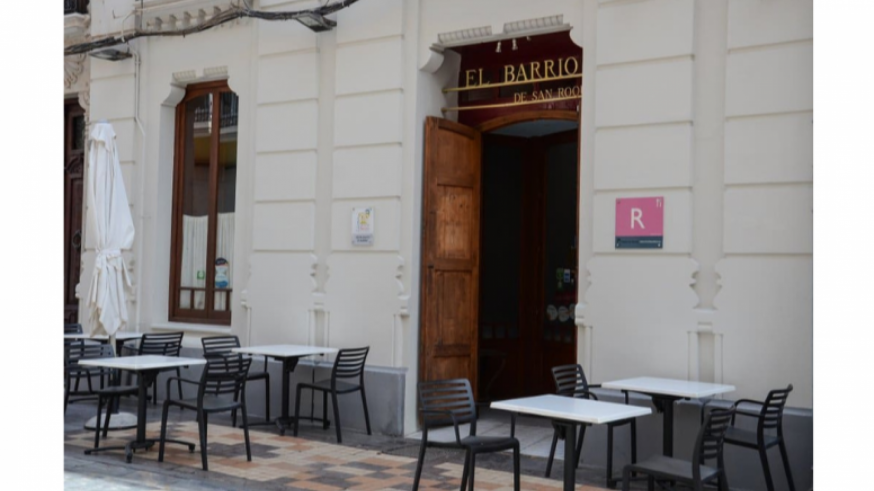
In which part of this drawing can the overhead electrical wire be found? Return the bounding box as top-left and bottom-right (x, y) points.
(64, 0), (361, 56)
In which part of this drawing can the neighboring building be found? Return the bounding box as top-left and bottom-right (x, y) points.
(65, 0), (812, 487)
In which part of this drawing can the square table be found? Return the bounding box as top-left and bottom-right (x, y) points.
(231, 344), (338, 435)
(601, 377), (735, 457)
(79, 355), (206, 462)
(492, 394), (652, 491)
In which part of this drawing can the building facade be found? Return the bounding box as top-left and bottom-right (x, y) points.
(65, 0), (812, 487)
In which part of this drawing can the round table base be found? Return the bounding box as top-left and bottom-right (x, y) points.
(84, 412), (137, 431)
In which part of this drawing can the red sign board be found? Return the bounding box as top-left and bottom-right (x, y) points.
(615, 197), (664, 249)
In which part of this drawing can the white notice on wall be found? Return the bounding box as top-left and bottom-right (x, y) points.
(351, 207), (374, 246)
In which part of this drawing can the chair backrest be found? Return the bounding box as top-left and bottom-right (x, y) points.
(197, 356), (252, 400)
(757, 384), (793, 433)
(332, 346), (369, 382)
(65, 323), (83, 334)
(201, 335), (241, 358)
(418, 379), (477, 432)
(65, 342), (115, 366)
(551, 364), (590, 398)
(692, 407), (735, 476)
(138, 332), (184, 356)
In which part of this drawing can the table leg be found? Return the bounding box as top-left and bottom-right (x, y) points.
(560, 421), (576, 491)
(84, 368), (156, 462)
(654, 396), (682, 457)
(119, 370), (157, 461)
(134, 370), (151, 442)
(277, 356), (300, 435)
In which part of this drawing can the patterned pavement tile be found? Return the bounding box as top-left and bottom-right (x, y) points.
(66, 420), (610, 490)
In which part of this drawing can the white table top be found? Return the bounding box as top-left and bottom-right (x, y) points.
(601, 377), (735, 399)
(491, 394), (651, 425)
(64, 332), (142, 340)
(78, 355), (206, 371)
(231, 344), (339, 358)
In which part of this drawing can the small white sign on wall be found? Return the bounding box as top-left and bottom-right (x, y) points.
(351, 207), (374, 246)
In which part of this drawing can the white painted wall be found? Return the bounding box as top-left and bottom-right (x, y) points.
(76, 1), (814, 439)
(717, 0), (813, 407)
(582, 0), (699, 392)
(580, 0), (812, 408)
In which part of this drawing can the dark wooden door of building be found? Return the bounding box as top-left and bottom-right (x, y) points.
(65, 100), (86, 324)
(419, 117), (482, 396)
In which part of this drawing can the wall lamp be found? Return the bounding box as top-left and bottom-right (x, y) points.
(89, 47), (132, 61)
(296, 12), (336, 32)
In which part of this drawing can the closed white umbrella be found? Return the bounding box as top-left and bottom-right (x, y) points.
(86, 121), (134, 338)
(83, 121), (138, 431)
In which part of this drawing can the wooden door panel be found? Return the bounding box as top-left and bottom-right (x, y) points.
(429, 357), (471, 382)
(434, 271), (473, 348)
(420, 117), (481, 397)
(436, 186), (475, 261)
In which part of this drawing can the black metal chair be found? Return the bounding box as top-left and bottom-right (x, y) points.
(201, 335), (270, 427)
(293, 346), (371, 443)
(723, 384), (796, 491)
(123, 332), (185, 404)
(85, 345), (139, 451)
(158, 356), (253, 471)
(621, 407), (735, 491)
(545, 364), (637, 486)
(65, 323), (83, 334)
(64, 341), (112, 413)
(64, 323), (90, 397)
(413, 379), (520, 491)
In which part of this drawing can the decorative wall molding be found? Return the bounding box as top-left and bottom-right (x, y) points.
(503, 15), (565, 35)
(437, 25), (493, 47)
(143, 1), (239, 31)
(419, 49), (445, 74)
(65, 54), (87, 89)
(172, 69), (197, 83)
(64, 13), (91, 40)
(434, 15), (569, 51)
(309, 253), (320, 292)
(394, 254), (408, 315)
(162, 83), (187, 107)
(203, 65), (229, 79)
(428, 15), (573, 72)
(77, 82), (90, 114)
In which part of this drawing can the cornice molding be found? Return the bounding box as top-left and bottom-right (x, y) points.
(203, 66), (229, 79)
(142, 0), (239, 31)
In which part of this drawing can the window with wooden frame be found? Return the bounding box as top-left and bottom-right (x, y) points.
(169, 81), (239, 324)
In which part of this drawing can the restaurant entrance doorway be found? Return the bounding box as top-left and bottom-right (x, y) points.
(419, 30), (583, 402)
(418, 113), (580, 403)
(477, 118), (580, 401)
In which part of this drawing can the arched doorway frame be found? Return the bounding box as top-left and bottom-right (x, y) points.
(475, 109), (579, 133)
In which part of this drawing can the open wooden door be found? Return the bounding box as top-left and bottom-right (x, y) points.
(419, 117), (482, 397)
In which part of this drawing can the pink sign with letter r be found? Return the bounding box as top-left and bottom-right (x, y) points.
(615, 197), (664, 249)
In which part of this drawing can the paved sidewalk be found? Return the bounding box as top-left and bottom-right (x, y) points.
(65, 399), (639, 490)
